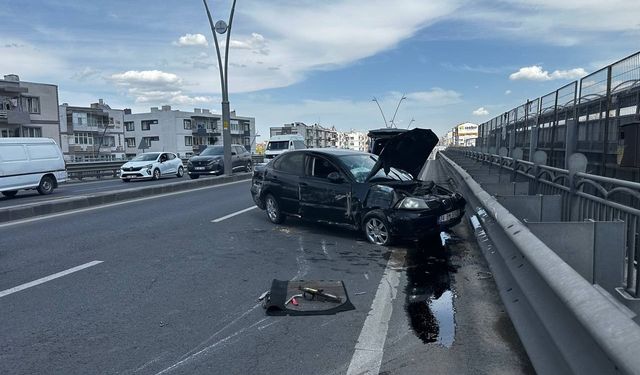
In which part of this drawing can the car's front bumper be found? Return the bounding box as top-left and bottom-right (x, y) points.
(187, 164), (223, 175)
(120, 168), (153, 180)
(386, 206), (465, 239)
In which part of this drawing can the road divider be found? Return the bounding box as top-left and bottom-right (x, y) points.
(0, 173), (252, 224)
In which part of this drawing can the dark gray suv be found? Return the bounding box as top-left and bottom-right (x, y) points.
(187, 144), (252, 178)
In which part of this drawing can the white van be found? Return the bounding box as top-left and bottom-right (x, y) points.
(264, 134), (306, 160)
(0, 138), (67, 197)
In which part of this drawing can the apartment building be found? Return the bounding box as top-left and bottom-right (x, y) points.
(337, 129), (368, 152)
(0, 74), (60, 143)
(124, 105), (256, 158)
(269, 122), (337, 148)
(59, 99), (125, 161)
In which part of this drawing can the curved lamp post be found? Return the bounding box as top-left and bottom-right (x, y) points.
(372, 97), (389, 128)
(203, 0), (237, 175)
(390, 93), (407, 128)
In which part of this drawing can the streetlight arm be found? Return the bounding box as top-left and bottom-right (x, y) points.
(203, 0), (225, 95)
(390, 94), (406, 128)
(223, 0), (237, 101)
(372, 97), (389, 128)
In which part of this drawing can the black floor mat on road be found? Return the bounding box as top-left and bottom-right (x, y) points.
(264, 279), (355, 316)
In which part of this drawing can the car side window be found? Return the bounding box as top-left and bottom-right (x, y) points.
(310, 156), (339, 179)
(273, 152), (304, 175)
(168, 153), (176, 160)
(160, 153), (167, 162)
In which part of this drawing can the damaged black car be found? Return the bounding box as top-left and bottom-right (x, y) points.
(250, 128), (466, 245)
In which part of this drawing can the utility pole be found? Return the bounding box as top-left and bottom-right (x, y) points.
(203, 0), (237, 175)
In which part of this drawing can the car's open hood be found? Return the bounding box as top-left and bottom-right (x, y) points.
(365, 128), (439, 181)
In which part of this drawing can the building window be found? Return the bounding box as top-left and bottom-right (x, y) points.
(20, 96), (40, 114)
(109, 117), (114, 124)
(185, 136), (193, 146)
(124, 121), (134, 131)
(22, 127), (42, 137)
(74, 132), (94, 145)
(184, 119), (192, 130)
(141, 119), (157, 131)
(125, 137), (136, 147)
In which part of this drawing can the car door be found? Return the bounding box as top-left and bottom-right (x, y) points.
(168, 153), (180, 173)
(299, 155), (352, 224)
(159, 153), (173, 174)
(266, 152), (304, 214)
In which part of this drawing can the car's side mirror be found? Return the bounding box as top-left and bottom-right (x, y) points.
(327, 171), (343, 183)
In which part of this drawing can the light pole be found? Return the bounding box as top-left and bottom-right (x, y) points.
(371, 97), (389, 128)
(406, 118), (415, 129)
(390, 93), (407, 128)
(203, 0), (237, 175)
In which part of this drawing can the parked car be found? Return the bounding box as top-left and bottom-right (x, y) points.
(187, 144), (251, 179)
(0, 137), (68, 197)
(250, 128), (466, 245)
(120, 152), (184, 182)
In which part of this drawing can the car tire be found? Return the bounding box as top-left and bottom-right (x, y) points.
(36, 175), (55, 195)
(189, 174), (199, 179)
(152, 168), (161, 180)
(245, 161), (252, 172)
(177, 166), (184, 178)
(2, 190), (18, 198)
(362, 211), (392, 246)
(265, 193), (285, 224)
(122, 179), (131, 183)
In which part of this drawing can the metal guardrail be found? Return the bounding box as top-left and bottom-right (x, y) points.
(459, 149), (640, 297)
(65, 155), (265, 180)
(438, 151), (640, 375)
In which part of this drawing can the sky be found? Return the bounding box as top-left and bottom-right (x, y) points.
(1, 0), (639, 142)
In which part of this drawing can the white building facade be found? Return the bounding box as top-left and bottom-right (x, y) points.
(124, 105), (256, 158)
(59, 99), (126, 161)
(337, 130), (368, 152)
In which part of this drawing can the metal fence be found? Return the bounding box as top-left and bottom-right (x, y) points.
(458, 149), (640, 298)
(476, 51), (640, 181)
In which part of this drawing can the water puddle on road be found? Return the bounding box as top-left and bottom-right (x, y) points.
(404, 238), (457, 347)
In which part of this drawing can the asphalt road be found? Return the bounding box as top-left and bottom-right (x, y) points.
(0, 161), (533, 375)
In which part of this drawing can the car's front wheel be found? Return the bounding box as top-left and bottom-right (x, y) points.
(265, 194), (285, 224)
(189, 174), (199, 179)
(177, 166), (184, 178)
(363, 211), (392, 246)
(152, 168), (161, 180)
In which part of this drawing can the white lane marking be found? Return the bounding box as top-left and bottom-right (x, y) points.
(346, 249), (406, 375)
(0, 180), (250, 229)
(210, 206), (257, 223)
(0, 260), (103, 298)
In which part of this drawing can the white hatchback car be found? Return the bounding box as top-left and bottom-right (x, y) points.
(120, 152), (184, 182)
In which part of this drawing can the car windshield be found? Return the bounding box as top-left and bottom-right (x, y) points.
(267, 141), (289, 150)
(130, 153), (159, 161)
(200, 146), (224, 156)
(338, 154), (412, 183)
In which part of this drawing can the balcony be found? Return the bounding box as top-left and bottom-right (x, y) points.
(0, 109), (31, 125)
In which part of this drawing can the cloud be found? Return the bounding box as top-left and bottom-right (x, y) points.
(473, 107), (489, 116)
(228, 33), (269, 55)
(405, 88), (462, 106)
(110, 70), (212, 106)
(71, 67), (100, 81)
(111, 70), (183, 86)
(509, 66), (587, 81)
(505, 90), (512, 95)
(173, 33), (208, 47)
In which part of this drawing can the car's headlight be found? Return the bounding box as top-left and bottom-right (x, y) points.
(145, 164), (153, 169)
(396, 197), (429, 210)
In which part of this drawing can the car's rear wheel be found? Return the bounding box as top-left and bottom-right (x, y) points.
(37, 175), (55, 195)
(265, 194), (285, 224)
(152, 168), (161, 180)
(363, 212), (392, 246)
(2, 190), (18, 198)
(189, 174), (199, 179)
(177, 166), (184, 177)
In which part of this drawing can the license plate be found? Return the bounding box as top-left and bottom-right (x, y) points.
(195, 167), (205, 170)
(438, 209), (460, 224)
